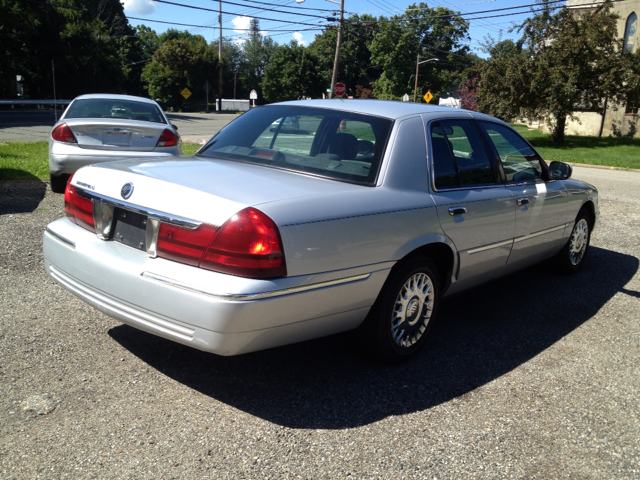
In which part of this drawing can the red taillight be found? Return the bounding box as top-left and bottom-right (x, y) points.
(155, 208), (286, 278)
(156, 128), (179, 147)
(64, 175), (95, 232)
(200, 208), (286, 278)
(157, 223), (218, 266)
(51, 123), (77, 143)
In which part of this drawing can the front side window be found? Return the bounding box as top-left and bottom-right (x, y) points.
(198, 106), (392, 186)
(430, 120), (496, 189)
(64, 98), (166, 123)
(480, 122), (543, 182)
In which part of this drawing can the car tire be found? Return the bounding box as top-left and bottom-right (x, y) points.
(357, 255), (440, 363)
(554, 210), (592, 274)
(50, 173), (70, 194)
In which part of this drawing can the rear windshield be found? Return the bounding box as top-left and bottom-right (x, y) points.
(197, 106), (393, 186)
(64, 98), (166, 124)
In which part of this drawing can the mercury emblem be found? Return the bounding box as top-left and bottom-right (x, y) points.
(121, 182), (134, 199)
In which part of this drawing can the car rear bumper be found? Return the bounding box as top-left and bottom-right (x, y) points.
(43, 218), (391, 355)
(48, 145), (181, 176)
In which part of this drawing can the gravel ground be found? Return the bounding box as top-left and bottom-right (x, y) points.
(1, 167), (639, 479)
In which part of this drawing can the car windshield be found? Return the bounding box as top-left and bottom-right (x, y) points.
(198, 105), (393, 186)
(64, 98), (166, 124)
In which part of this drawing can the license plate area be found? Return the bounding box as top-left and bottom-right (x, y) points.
(104, 132), (130, 146)
(113, 208), (147, 251)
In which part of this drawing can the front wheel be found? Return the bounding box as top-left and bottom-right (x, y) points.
(358, 256), (440, 363)
(554, 211), (591, 273)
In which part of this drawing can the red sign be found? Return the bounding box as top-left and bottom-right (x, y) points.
(334, 83), (346, 97)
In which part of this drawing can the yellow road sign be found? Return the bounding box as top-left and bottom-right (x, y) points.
(181, 88), (192, 99)
(424, 90), (433, 103)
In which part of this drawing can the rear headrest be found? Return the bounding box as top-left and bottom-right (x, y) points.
(328, 133), (358, 160)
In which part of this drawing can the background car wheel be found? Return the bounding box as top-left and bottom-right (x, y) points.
(50, 174), (70, 194)
(357, 255), (440, 363)
(554, 210), (592, 274)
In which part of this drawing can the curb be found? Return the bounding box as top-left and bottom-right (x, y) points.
(566, 162), (640, 173)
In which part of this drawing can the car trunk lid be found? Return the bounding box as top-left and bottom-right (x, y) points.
(63, 118), (168, 152)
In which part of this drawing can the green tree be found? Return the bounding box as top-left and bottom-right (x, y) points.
(0, 0), (132, 99)
(369, 4), (470, 101)
(476, 4), (638, 143)
(262, 42), (323, 102)
(241, 19), (276, 101)
(308, 14), (379, 97)
(142, 38), (213, 109)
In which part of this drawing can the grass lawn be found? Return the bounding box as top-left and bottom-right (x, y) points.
(512, 124), (640, 169)
(2, 130), (639, 181)
(0, 141), (203, 180)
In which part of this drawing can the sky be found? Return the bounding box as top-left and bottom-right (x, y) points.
(122, 0), (567, 55)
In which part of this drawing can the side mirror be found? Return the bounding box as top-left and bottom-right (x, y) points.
(548, 161), (572, 180)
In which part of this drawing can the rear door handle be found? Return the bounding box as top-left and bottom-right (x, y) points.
(448, 206), (467, 216)
(516, 197), (529, 206)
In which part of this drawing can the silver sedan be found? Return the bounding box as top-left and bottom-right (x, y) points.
(48, 94), (181, 193)
(43, 100), (598, 362)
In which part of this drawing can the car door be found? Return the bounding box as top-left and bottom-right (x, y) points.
(427, 119), (515, 294)
(478, 121), (569, 272)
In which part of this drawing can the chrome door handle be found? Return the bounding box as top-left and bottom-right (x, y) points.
(516, 197), (529, 206)
(448, 206), (467, 216)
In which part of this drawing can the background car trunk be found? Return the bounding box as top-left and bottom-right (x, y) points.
(64, 119), (166, 152)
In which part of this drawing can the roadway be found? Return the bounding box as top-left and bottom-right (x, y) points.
(0, 110), (240, 144)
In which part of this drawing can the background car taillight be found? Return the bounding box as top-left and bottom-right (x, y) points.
(156, 128), (179, 147)
(156, 207), (286, 278)
(64, 175), (95, 232)
(51, 123), (77, 143)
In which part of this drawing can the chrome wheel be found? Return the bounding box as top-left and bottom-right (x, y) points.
(391, 272), (435, 348)
(569, 218), (589, 266)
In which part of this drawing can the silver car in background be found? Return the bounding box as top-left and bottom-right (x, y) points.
(43, 100), (598, 363)
(48, 94), (181, 193)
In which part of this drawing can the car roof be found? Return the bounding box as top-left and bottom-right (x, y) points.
(71, 94), (158, 105)
(272, 99), (495, 121)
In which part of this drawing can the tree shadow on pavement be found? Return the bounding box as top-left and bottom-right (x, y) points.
(110, 246), (638, 429)
(0, 178), (47, 215)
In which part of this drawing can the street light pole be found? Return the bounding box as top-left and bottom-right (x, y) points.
(329, 0), (344, 99)
(413, 56), (439, 103)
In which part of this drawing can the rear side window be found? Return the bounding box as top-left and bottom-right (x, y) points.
(430, 120), (496, 188)
(480, 122), (543, 182)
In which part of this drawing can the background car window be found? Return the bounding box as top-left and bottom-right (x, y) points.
(431, 123), (459, 188)
(439, 120), (496, 186)
(481, 122), (543, 182)
(64, 99), (166, 123)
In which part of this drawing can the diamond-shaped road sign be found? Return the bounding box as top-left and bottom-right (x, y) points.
(423, 90), (433, 103)
(181, 88), (192, 99)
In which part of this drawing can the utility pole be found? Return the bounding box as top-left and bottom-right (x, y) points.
(329, 0), (344, 99)
(413, 56), (439, 102)
(218, 0), (223, 113)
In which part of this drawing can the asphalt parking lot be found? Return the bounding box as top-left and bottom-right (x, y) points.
(0, 110), (240, 144)
(1, 166), (639, 479)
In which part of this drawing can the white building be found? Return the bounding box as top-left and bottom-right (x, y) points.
(560, 0), (640, 136)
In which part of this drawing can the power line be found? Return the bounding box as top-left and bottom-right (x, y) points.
(153, 0), (328, 20)
(128, 16), (323, 32)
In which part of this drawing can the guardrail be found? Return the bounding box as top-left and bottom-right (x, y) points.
(0, 99), (72, 105)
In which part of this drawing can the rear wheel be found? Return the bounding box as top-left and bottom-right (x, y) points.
(50, 173), (70, 194)
(358, 255), (440, 363)
(554, 210), (591, 273)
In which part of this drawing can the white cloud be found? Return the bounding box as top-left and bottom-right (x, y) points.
(292, 32), (307, 46)
(122, 0), (156, 15)
(231, 16), (252, 35)
(231, 16), (268, 44)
